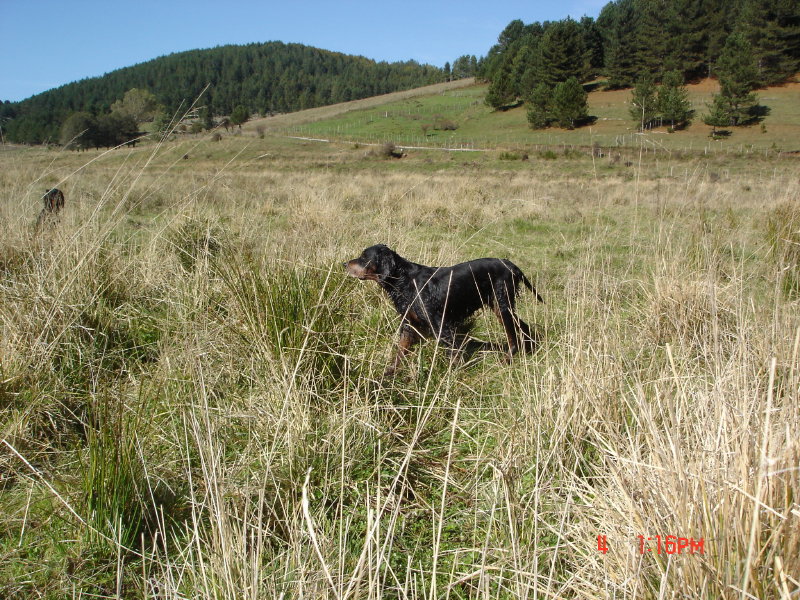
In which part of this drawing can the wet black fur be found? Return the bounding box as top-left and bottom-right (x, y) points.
(345, 244), (543, 373)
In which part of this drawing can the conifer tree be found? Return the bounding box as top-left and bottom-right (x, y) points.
(551, 77), (588, 129)
(630, 73), (658, 130)
(666, 0), (713, 79)
(632, 0), (670, 76)
(703, 94), (731, 136)
(202, 106), (213, 130)
(536, 19), (590, 88)
(600, 0), (638, 88)
(580, 16), (604, 76)
(511, 42), (537, 98)
(230, 105), (250, 127)
(739, 0), (800, 85)
(657, 70), (693, 129)
(485, 54), (517, 109)
(526, 83), (552, 129)
(715, 31), (760, 126)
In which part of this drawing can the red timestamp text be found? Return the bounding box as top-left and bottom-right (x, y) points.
(596, 535), (705, 555)
(637, 535), (704, 555)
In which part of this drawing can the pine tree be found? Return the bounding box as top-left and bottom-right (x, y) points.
(536, 19), (590, 88)
(600, 0), (638, 88)
(630, 73), (658, 130)
(96, 113), (138, 148)
(202, 106), (213, 130)
(666, 0), (715, 80)
(632, 0), (670, 76)
(526, 83), (552, 129)
(657, 70), (693, 129)
(498, 19), (526, 51)
(230, 105), (250, 127)
(580, 16), (604, 77)
(510, 42), (537, 98)
(715, 31), (760, 126)
(551, 77), (588, 129)
(452, 55), (477, 79)
(485, 53), (517, 109)
(703, 94), (731, 135)
(739, 0), (800, 85)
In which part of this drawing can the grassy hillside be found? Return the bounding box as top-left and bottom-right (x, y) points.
(1, 130), (799, 598)
(268, 78), (800, 152)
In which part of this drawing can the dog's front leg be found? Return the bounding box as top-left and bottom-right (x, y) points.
(385, 323), (419, 377)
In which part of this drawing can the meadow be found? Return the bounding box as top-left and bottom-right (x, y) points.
(264, 78), (800, 153)
(1, 125), (799, 599)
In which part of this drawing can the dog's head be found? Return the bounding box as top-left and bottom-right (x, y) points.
(344, 244), (397, 281)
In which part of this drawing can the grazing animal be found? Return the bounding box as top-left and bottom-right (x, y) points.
(35, 188), (65, 230)
(344, 244), (543, 375)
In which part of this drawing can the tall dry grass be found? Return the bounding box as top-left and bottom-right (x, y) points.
(0, 139), (798, 599)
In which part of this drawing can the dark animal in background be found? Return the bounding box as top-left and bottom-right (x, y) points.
(35, 188), (65, 231)
(344, 244), (543, 375)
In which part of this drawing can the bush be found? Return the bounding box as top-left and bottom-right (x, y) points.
(372, 142), (403, 159)
(433, 117), (458, 131)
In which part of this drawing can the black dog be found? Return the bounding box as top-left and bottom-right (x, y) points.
(345, 244), (543, 375)
(35, 188), (65, 231)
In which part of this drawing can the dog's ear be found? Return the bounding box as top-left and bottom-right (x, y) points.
(375, 246), (396, 276)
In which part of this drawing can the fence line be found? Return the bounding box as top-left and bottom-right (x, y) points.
(281, 125), (785, 159)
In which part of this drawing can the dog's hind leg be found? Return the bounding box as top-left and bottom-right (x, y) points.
(494, 305), (522, 358)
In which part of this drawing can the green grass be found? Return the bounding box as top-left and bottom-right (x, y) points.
(283, 79), (800, 152)
(1, 125), (799, 599)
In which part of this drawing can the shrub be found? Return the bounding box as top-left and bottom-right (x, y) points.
(373, 142), (403, 159)
(433, 117), (458, 131)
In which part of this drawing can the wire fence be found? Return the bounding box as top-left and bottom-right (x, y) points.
(282, 125), (787, 158)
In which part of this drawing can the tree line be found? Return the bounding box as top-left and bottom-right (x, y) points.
(1, 42), (443, 145)
(480, 0), (799, 132)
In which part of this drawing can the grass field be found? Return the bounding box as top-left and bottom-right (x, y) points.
(267, 78), (800, 153)
(1, 113), (799, 599)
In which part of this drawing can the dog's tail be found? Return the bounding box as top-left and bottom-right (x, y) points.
(505, 260), (544, 303)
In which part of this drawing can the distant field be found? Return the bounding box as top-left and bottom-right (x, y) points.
(271, 78), (800, 152)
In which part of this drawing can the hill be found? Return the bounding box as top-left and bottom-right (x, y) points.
(0, 41), (444, 144)
(254, 77), (800, 152)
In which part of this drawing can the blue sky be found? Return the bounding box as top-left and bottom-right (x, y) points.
(1, 0), (606, 102)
